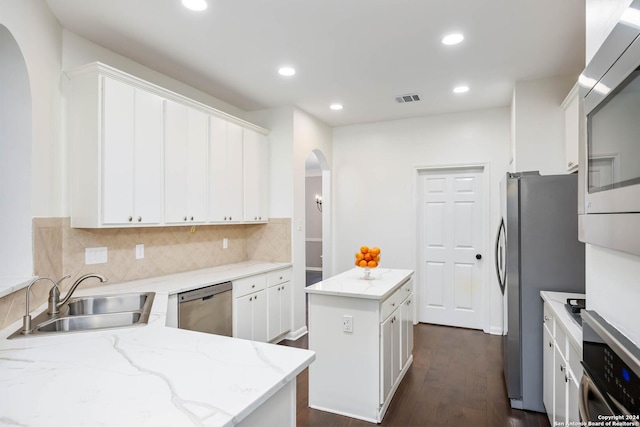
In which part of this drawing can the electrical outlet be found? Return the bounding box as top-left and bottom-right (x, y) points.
(135, 244), (144, 259)
(343, 315), (353, 333)
(223, 238), (228, 249)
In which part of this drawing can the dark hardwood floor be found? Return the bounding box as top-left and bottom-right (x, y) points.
(280, 323), (550, 427)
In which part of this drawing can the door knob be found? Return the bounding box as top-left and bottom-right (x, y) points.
(476, 254), (482, 260)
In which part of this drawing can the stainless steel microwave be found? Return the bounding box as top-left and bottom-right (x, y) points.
(578, 0), (640, 256)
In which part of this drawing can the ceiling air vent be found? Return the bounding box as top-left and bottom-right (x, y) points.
(395, 93), (421, 104)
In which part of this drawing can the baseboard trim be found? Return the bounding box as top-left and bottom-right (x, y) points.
(285, 326), (308, 341)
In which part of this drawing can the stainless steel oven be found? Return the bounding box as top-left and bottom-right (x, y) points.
(578, 0), (640, 256)
(580, 310), (640, 425)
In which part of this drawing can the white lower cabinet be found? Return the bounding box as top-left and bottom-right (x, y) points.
(542, 301), (582, 426)
(233, 274), (268, 342)
(234, 268), (292, 343)
(266, 268), (292, 342)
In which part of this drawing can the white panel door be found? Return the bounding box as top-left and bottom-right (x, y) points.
(419, 170), (484, 329)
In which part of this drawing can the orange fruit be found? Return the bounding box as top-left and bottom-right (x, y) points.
(371, 247), (380, 256)
(364, 253), (372, 261)
(358, 260), (368, 267)
(375, 255), (380, 262)
(360, 245), (369, 254)
(356, 252), (364, 261)
(368, 260), (378, 268)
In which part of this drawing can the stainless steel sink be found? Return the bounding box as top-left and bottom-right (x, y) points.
(36, 312), (143, 332)
(67, 292), (152, 315)
(7, 292), (155, 338)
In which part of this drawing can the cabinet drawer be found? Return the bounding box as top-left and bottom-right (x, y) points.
(399, 277), (413, 303)
(543, 303), (555, 337)
(233, 274), (267, 298)
(267, 268), (291, 287)
(381, 288), (403, 321)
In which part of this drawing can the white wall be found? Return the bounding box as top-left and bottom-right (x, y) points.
(584, 0), (640, 347)
(332, 107), (510, 333)
(512, 75), (576, 175)
(0, 0), (63, 217)
(0, 25), (32, 278)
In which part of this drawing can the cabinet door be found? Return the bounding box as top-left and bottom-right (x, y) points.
(563, 83), (579, 172)
(133, 89), (163, 224)
(243, 129), (269, 222)
(235, 293), (254, 340)
(252, 289), (268, 342)
(164, 101), (208, 224)
(567, 368), (580, 423)
(102, 77), (135, 224)
(209, 117), (243, 222)
(279, 282), (291, 338)
(543, 324), (555, 418)
(380, 311), (400, 405)
(400, 295), (414, 369)
(554, 347), (568, 426)
(267, 285), (281, 342)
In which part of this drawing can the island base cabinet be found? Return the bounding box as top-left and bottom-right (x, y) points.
(308, 277), (414, 423)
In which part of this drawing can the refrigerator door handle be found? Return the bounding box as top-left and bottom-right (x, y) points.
(495, 218), (506, 295)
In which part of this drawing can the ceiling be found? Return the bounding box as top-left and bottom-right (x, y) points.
(45, 0), (585, 127)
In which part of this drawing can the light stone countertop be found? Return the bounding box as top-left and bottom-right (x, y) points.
(0, 261), (315, 427)
(305, 267), (414, 300)
(540, 290), (585, 351)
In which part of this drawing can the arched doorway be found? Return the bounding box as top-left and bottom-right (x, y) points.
(0, 25), (33, 280)
(304, 149), (331, 285)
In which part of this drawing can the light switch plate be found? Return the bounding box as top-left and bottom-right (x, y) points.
(136, 244), (144, 259)
(223, 238), (228, 249)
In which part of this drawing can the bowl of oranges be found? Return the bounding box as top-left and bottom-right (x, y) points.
(355, 245), (380, 279)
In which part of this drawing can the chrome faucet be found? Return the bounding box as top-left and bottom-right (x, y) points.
(22, 276), (62, 334)
(49, 273), (108, 315)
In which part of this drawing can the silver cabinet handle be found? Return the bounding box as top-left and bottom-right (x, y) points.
(184, 216), (187, 221)
(229, 216), (232, 220)
(251, 284), (255, 288)
(190, 216), (194, 221)
(544, 315), (550, 322)
(138, 216), (142, 222)
(549, 341), (553, 348)
(560, 364), (565, 372)
(128, 216), (133, 222)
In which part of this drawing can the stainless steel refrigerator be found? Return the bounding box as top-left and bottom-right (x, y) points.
(495, 172), (585, 412)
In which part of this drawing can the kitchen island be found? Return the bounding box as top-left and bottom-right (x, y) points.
(306, 267), (414, 423)
(0, 262), (315, 427)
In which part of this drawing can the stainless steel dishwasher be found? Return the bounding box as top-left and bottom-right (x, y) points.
(178, 281), (232, 336)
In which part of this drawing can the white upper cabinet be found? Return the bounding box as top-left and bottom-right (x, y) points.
(69, 73), (163, 227)
(562, 83), (579, 173)
(209, 116), (243, 223)
(164, 100), (208, 224)
(66, 62), (269, 228)
(243, 129), (270, 223)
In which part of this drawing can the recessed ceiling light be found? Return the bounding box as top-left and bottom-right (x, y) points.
(278, 67), (296, 77)
(330, 104), (343, 110)
(453, 85), (469, 94)
(181, 0), (208, 11)
(442, 33), (464, 46)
